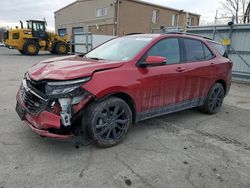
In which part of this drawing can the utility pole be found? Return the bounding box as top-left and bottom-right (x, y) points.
(213, 9), (218, 40)
(184, 12), (189, 32)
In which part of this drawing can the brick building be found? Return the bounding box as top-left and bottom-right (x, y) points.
(55, 0), (200, 36)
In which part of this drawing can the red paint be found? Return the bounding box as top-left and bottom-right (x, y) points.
(72, 95), (93, 113)
(82, 35), (232, 113)
(24, 120), (72, 139)
(145, 56), (167, 64)
(25, 111), (61, 130)
(16, 33), (232, 139)
(28, 56), (124, 81)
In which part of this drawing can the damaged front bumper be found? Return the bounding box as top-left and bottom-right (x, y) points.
(16, 103), (72, 139)
(16, 76), (93, 139)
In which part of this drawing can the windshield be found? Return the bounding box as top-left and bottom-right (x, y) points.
(85, 36), (153, 61)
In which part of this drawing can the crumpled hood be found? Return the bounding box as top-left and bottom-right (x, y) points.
(28, 55), (124, 81)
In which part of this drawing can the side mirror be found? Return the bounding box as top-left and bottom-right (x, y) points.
(140, 56), (167, 67)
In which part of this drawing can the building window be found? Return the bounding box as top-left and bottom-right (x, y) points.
(96, 8), (108, 17)
(188, 17), (195, 26)
(172, 14), (178, 26)
(152, 10), (159, 24)
(72, 27), (83, 34)
(58, 28), (67, 36)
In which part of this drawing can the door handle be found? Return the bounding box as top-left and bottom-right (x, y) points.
(176, 67), (186, 72)
(210, 63), (215, 67)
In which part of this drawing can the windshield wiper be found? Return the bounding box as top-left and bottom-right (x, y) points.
(87, 57), (105, 61)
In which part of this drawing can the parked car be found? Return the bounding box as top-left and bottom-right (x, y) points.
(0, 42), (5, 47)
(16, 33), (232, 147)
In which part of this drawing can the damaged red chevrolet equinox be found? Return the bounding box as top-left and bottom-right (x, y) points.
(16, 33), (232, 147)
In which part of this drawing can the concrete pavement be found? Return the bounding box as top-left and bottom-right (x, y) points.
(0, 48), (250, 188)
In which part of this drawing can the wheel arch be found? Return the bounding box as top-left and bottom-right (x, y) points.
(215, 79), (227, 93)
(24, 37), (39, 43)
(97, 92), (137, 124)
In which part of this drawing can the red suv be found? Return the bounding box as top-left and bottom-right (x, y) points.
(16, 33), (232, 147)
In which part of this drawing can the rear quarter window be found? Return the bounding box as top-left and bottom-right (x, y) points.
(208, 42), (228, 57)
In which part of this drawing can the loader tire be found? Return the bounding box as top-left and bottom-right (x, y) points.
(55, 42), (68, 55)
(23, 40), (39, 56)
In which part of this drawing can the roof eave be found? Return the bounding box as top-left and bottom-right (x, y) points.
(127, 0), (201, 17)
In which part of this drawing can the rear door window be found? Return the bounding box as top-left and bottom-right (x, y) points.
(183, 38), (214, 62)
(183, 38), (204, 61)
(203, 44), (214, 60)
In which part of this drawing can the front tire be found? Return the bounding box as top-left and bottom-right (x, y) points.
(199, 83), (225, 114)
(84, 97), (132, 147)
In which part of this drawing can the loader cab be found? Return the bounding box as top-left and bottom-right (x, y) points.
(27, 20), (48, 40)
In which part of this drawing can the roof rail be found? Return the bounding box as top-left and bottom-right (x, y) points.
(163, 31), (212, 40)
(126, 33), (144, 36)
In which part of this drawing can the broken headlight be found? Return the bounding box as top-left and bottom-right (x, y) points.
(45, 77), (91, 97)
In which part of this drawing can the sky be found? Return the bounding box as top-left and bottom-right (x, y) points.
(0, 0), (221, 30)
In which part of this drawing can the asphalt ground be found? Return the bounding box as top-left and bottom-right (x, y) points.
(0, 47), (250, 188)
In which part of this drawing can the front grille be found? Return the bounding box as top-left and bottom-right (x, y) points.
(20, 79), (48, 115)
(26, 79), (46, 94)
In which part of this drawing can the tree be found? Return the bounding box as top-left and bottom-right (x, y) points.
(220, 0), (250, 23)
(244, 2), (250, 22)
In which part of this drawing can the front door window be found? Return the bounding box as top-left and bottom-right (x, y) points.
(147, 38), (181, 65)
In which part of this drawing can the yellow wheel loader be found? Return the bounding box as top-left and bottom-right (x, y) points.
(4, 20), (70, 55)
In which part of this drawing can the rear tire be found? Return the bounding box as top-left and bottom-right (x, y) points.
(199, 83), (225, 114)
(23, 40), (39, 55)
(55, 42), (68, 55)
(83, 97), (132, 147)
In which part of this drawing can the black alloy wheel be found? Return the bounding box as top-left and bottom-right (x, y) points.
(84, 97), (132, 147)
(199, 83), (225, 114)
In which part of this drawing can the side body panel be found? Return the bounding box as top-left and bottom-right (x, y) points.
(205, 41), (233, 94)
(83, 35), (232, 122)
(84, 62), (187, 112)
(183, 60), (214, 100)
